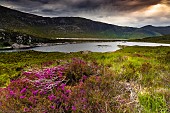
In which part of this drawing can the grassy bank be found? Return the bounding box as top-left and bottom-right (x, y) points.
(130, 35), (170, 44)
(0, 46), (170, 112)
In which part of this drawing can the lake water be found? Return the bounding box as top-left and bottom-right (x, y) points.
(1, 41), (170, 53)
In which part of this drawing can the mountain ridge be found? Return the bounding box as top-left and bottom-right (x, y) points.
(0, 5), (170, 39)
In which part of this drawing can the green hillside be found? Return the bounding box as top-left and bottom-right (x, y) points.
(0, 5), (167, 39)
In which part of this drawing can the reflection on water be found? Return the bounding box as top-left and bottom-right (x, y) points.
(0, 42), (170, 53)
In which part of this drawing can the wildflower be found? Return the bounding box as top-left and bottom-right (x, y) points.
(82, 98), (87, 102)
(20, 88), (27, 94)
(58, 66), (65, 71)
(9, 90), (15, 96)
(62, 94), (68, 100)
(80, 89), (85, 94)
(44, 68), (53, 75)
(35, 73), (41, 78)
(23, 71), (32, 76)
(48, 94), (56, 101)
(60, 83), (66, 90)
(83, 105), (87, 109)
(51, 105), (55, 109)
(32, 90), (39, 96)
(20, 95), (26, 99)
(24, 107), (29, 112)
(65, 89), (71, 94)
(72, 106), (76, 111)
(65, 106), (70, 111)
(55, 81), (61, 86)
(58, 71), (63, 77)
(82, 75), (87, 80)
(6, 95), (9, 99)
(28, 96), (36, 104)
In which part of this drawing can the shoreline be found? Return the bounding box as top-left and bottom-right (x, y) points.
(0, 41), (169, 52)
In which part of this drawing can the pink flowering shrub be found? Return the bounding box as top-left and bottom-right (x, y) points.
(1, 58), (133, 113)
(64, 58), (101, 85)
(0, 58), (103, 112)
(0, 64), (72, 112)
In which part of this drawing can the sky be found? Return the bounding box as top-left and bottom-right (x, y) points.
(0, 0), (170, 27)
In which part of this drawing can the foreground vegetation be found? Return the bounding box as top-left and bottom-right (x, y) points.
(0, 46), (170, 112)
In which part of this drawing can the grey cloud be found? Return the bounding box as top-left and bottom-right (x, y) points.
(0, 0), (164, 11)
(0, 0), (170, 27)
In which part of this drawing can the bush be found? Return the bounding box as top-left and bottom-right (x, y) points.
(0, 58), (102, 112)
(64, 58), (101, 85)
(0, 65), (72, 112)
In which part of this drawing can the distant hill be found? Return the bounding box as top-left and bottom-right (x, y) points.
(141, 25), (170, 35)
(0, 5), (170, 39)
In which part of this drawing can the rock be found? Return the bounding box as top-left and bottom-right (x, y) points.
(12, 43), (20, 49)
(0, 29), (5, 31)
(97, 45), (111, 47)
(12, 43), (31, 49)
(80, 50), (91, 54)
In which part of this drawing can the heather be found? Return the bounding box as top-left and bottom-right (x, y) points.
(0, 46), (170, 112)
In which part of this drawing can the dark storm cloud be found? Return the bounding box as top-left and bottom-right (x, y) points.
(41, 9), (54, 13)
(0, 0), (164, 11)
(0, 0), (170, 27)
(72, 0), (161, 11)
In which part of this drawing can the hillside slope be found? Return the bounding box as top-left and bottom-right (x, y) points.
(1, 5), (168, 39)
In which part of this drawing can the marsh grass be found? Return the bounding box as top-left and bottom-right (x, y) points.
(138, 93), (168, 113)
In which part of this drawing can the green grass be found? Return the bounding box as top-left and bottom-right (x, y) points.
(0, 51), (82, 87)
(1, 46), (169, 87)
(0, 46), (170, 112)
(138, 93), (168, 113)
(130, 35), (170, 44)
